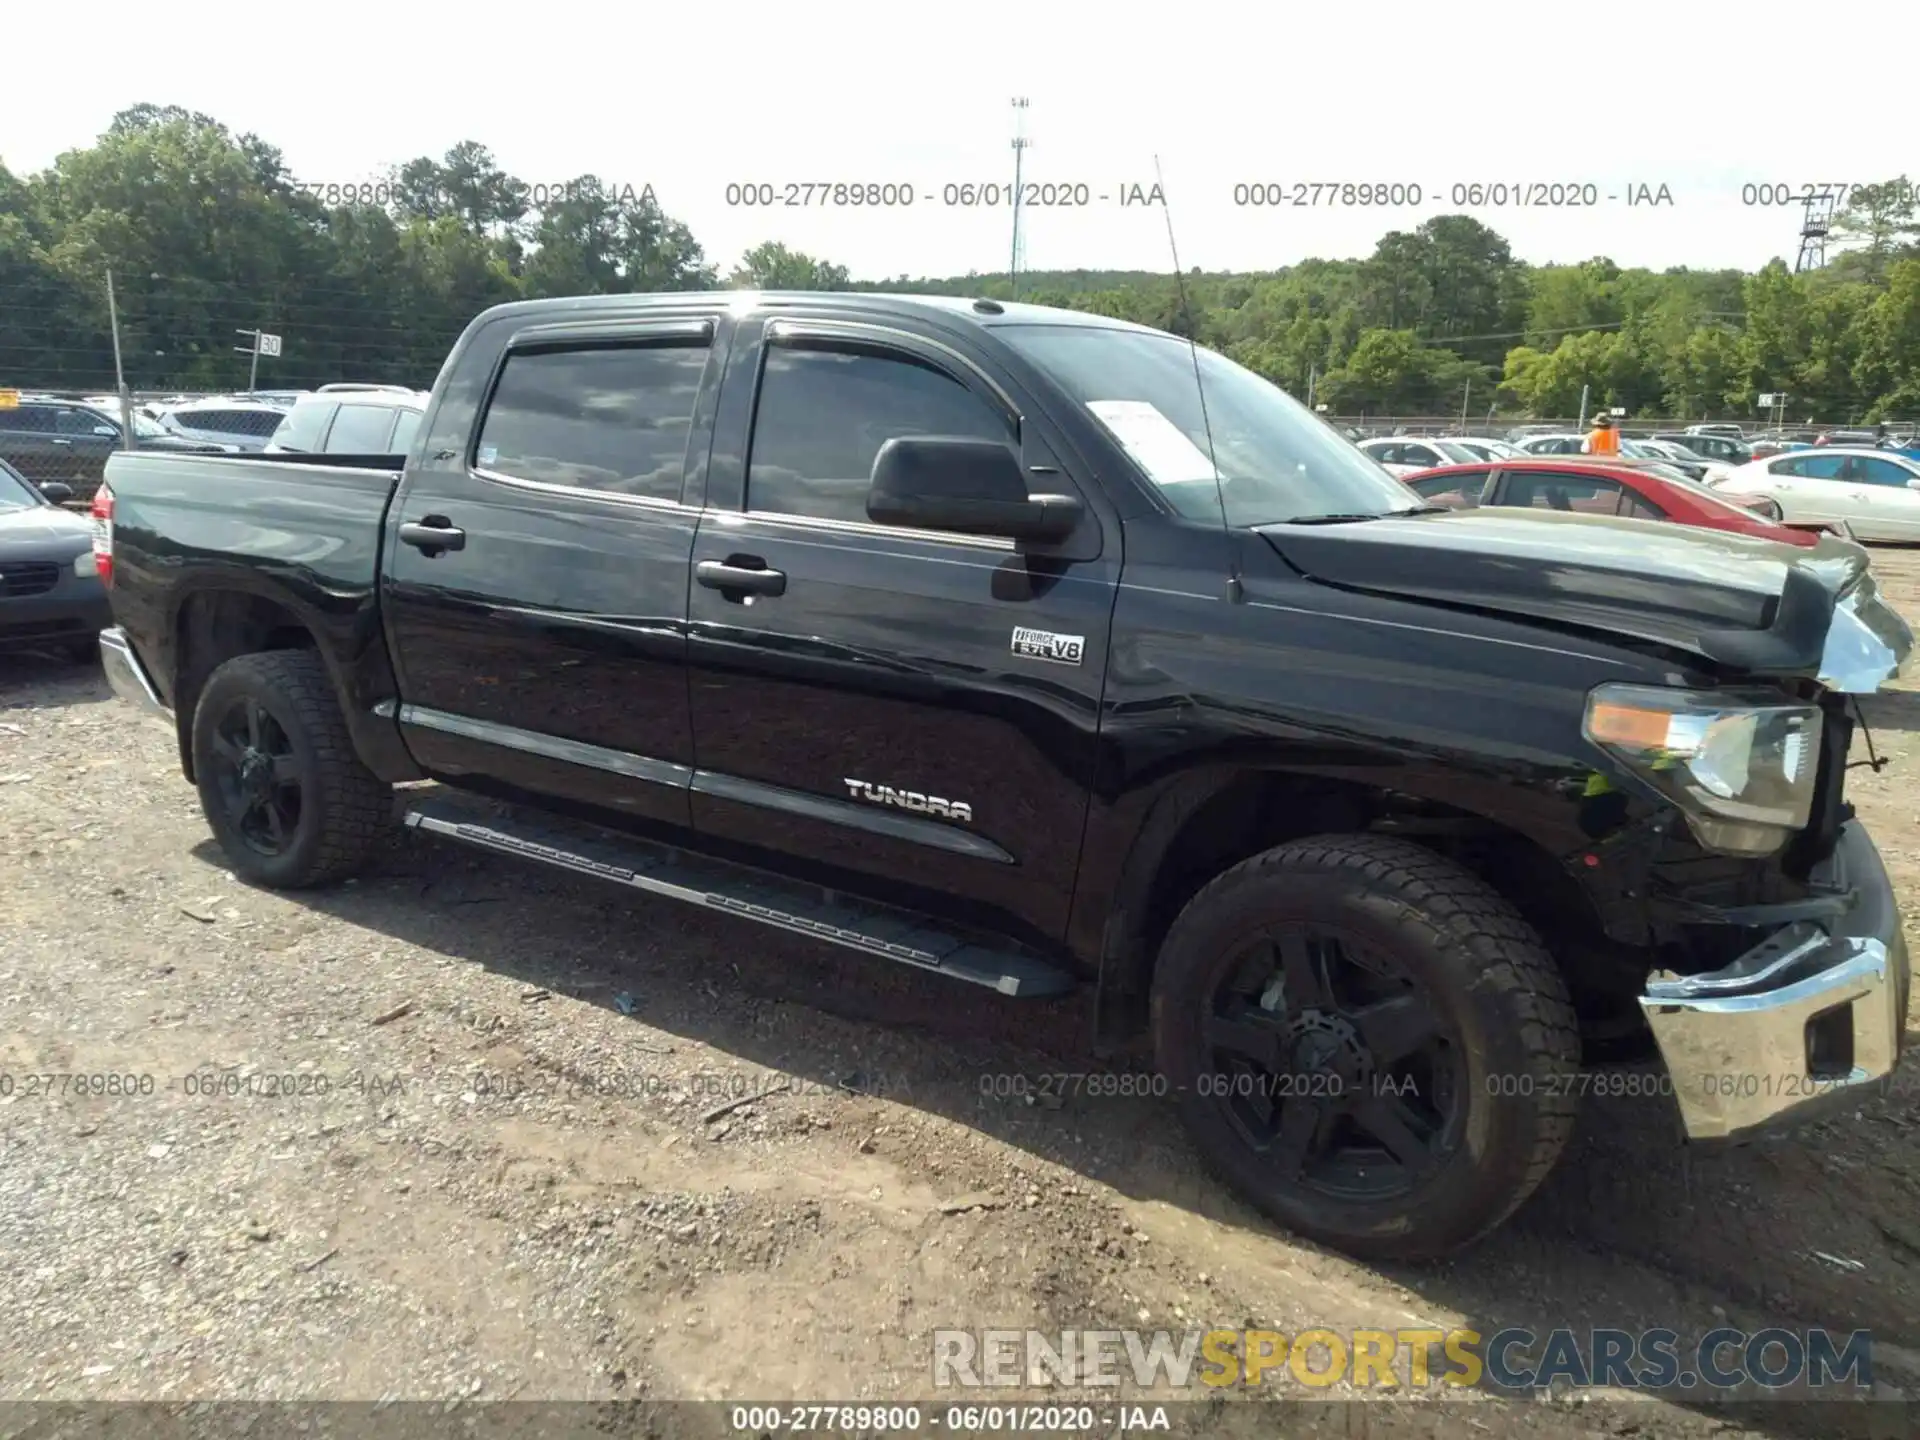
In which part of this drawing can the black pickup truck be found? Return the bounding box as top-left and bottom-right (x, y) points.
(93, 291), (1914, 1260)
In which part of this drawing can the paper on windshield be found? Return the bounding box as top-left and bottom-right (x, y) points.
(1087, 400), (1219, 486)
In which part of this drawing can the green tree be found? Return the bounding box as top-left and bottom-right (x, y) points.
(729, 242), (850, 290)
(520, 178), (713, 297)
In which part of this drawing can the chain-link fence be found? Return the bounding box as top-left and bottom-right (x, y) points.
(0, 390), (301, 503)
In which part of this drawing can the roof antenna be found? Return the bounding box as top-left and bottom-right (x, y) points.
(1153, 155), (1241, 603)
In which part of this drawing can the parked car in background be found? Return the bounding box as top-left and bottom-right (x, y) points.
(1713, 447), (1920, 542)
(1514, 433), (1713, 482)
(262, 385), (430, 456)
(1447, 436), (1523, 461)
(0, 455), (110, 660)
(1514, 432), (1596, 457)
(1686, 423), (1745, 441)
(1356, 435), (1490, 476)
(154, 397), (294, 453)
(1401, 457), (1848, 550)
(0, 395), (226, 497)
(1652, 431), (1751, 466)
(1633, 438), (1736, 485)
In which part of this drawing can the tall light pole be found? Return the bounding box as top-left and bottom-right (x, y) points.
(1010, 98), (1030, 299)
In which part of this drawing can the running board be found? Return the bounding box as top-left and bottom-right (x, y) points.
(401, 794), (1075, 999)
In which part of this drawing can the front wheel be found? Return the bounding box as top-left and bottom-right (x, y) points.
(191, 650), (393, 888)
(1151, 834), (1580, 1262)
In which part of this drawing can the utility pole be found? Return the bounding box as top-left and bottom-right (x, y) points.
(1306, 364), (1317, 411)
(1577, 383), (1590, 430)
(1460, 379), (1471, 432)
(106, 269), (134, 451)
(1009, 97), (1030, 300)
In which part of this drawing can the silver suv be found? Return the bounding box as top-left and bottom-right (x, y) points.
(155, 397), (294, 452)
(263, 385), (428, 456)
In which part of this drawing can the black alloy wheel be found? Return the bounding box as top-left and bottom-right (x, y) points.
(1151, 833), (1581, 1261)
(1202, 923), (1465, 1202)
(204, 693), (303, 856)
(191, 650), (392, 888)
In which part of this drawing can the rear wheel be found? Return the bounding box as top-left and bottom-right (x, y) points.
(191, 650), (392, 888)
(1151, 834), (1580, 1261)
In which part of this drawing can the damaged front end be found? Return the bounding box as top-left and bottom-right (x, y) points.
(1592, 563), (1913, 1141)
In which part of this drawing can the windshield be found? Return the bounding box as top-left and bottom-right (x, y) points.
(130, 412), (168, 439)
(0, 459), (42, 508)
(997, 324), (1423, 526)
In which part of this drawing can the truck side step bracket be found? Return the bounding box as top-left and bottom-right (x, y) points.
(401, 793), (1075, 999)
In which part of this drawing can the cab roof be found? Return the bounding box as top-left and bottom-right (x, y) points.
(473, 290), (1169, 337)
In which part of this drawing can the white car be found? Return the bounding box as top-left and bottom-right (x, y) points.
(1356, 436), (1493, 477)
(1633, 438), (1737, 486)
(1449, 436), (1524, 461)
(1714, 447), (1920, 541)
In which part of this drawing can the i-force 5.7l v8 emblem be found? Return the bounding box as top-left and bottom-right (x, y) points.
(843, 779), (973, 823)
(1011, 626), (1085, 666)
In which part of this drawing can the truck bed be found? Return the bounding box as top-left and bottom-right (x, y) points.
(99, 450), (406, 721)
(102, 450), (403, 588)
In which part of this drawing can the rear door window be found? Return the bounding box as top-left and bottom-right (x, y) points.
(475, 340), (711, 500)
(271, 401), (340, 452)
(324, 404), (400, 454)
(389, 409), (423, 456)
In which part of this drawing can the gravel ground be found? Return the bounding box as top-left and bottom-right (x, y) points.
(7, 553), (1920, 1438)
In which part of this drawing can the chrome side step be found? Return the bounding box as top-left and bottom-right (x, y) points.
(401, 794), (1076, 999)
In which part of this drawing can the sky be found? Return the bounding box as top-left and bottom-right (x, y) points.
(3, 0), (1911, 283)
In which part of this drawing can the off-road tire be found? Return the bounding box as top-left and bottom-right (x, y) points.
(191, 650), (392, 888)
(1151, 833), (1581, 1262)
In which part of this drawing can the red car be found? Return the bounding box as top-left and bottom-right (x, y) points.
(1400, 457), (1850, 550)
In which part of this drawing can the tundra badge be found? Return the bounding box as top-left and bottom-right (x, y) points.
(843, 780), (972, 823)
(1011, 627), (1084, 666)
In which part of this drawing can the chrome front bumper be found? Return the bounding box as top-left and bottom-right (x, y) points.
(99, 626), (172, 722)
(1641, 821), (1909, 1140)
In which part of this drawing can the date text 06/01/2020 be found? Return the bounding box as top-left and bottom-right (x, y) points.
(721, 182), (1167, 209)
(727, 1404), (1173, 1433)
(1230, 181), (1677, 208)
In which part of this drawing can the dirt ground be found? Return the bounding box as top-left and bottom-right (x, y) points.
(7, 553), (1920, 1439)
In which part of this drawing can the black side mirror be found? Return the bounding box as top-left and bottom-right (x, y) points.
(867, 436), (1083, 542)
(37, 482), (73, 504)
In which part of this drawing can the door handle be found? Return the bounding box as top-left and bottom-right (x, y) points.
(399, 518), (466, 555)
(696, 558), (786, 597)
(51, 438), (71, 446)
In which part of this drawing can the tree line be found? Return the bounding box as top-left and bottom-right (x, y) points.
(3, 105), (1918, 422)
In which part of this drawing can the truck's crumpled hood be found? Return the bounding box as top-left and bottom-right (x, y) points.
(1255, 508), (1910, 688)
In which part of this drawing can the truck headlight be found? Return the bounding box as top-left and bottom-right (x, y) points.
(1582, 684), (1822, 856)
(72, 550), (98, 578)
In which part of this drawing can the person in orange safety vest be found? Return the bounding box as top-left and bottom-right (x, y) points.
(1583, 411), (1621, 456)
